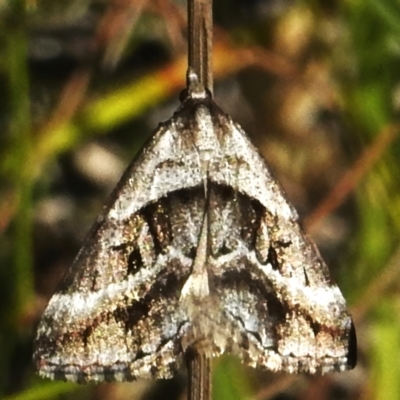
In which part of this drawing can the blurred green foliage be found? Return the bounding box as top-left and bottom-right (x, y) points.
(1, 0), (400, 399)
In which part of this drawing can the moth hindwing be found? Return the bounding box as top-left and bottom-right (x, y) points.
(34, 83), (356, 383)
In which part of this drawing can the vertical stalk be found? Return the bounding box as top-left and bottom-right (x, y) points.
(186, 347), (212, 400)
(186, 0), (213, 400)
(186, 1), (214, 398)
(187, 0), (213, 94)
(7, 4), (34, 322)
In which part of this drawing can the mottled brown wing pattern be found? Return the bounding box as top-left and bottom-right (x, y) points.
(34, 93), (356, 383)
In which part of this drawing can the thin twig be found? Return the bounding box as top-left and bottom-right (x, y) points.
(304, 122), (400, 232)
(186, 2), (214, 399)
(100, 0), (148, 70)
(353, 244), (400, 325)
(186, 348), (212, 400)
(188, 0), (213, 93)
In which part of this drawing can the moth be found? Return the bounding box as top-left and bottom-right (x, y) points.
(34, 71), (356, 383)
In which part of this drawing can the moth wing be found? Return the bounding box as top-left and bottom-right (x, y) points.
(34, 120), (205, 382)
(206, 115), (356, 373)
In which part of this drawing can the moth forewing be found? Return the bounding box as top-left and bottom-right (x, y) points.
(34, 89), (356, 383)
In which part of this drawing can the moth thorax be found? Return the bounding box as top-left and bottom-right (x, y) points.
(193, 106), (219, 162)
